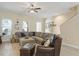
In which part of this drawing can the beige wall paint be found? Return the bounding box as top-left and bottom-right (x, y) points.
(61, 13), (79, 47)
(0, 10), (46, 34)
(41, 18), (46, 32)
(0, 5), (78, 37)
(60, 5), (79, 48)
(51, 5), (78, 35)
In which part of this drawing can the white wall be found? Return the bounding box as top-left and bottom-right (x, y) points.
(61, 13), (79, 47)
(51, 5), (77, 35)
(0, 10), (45, 34)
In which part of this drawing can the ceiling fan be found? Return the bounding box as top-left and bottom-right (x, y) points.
(22, 3), (41, 13)
(28, 3), (41, 13)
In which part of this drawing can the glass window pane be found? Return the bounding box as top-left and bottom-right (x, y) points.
(2, 19), (12, 35)
(45, 19), (51, 33)
(22, 21), (28, 31)
(36, 22), (42, 32)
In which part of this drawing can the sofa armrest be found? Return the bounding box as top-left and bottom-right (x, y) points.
(54, 35), (62, 56)
(35, 44), (55, 56)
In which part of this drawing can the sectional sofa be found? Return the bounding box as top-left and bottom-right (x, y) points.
(12, 32), (62, 56)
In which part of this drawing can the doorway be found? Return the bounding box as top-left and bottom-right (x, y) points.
(1, 18), (12, 42)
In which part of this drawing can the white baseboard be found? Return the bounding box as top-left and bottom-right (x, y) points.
(62, 42), (79, 50)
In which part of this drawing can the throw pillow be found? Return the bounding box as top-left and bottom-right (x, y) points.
(44, 39), (50, 47)
(50, 34), (54, 43)
(34, 44), (54, 56)
(50, 34), (56, 46)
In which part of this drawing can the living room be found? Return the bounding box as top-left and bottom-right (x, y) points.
(0, 2), (79, 56)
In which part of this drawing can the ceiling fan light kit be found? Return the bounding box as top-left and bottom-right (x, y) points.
(29, 10), (36, 13)
(27, 3), (41, 13)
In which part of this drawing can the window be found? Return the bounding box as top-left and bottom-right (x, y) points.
(22, 21), (28, 31)
(1, 19), (12, 35)
(36, 22), (42, 32)
(45, 19), (51, 33)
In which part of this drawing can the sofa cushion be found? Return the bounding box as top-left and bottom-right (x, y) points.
(42, 33), (49, 40)
(44, 39), (50, 47)
(43, 33), (54, 44)
(35, 32), (44, 38)
(26, 37), (36, 44)
(33, 36), (44, 45)
(24, 32), (29, 36)
(21, 32), (26, 37)
(15, 32), (21, 37)
(29, 32), (35, 36)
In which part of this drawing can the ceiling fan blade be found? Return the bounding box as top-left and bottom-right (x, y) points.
(33, 8), (41, 10)
(34, 8), (41, 10)
(34, 10), (39, 13)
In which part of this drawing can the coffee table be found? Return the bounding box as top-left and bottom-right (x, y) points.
(20, 43), (35, 56)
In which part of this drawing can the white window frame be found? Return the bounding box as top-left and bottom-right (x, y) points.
(22, 21), (28, 32)
(1, 18), (12, 35)
(45, 19), (51, 33)
(36, 22), (42, 32)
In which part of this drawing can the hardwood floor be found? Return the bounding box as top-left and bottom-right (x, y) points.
(60, 45), (79, 56)
(0, 42), (79, 56)
(0, 43), (20, 56)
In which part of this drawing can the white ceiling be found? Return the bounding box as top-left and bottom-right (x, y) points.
(0, 2), (78, 17)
